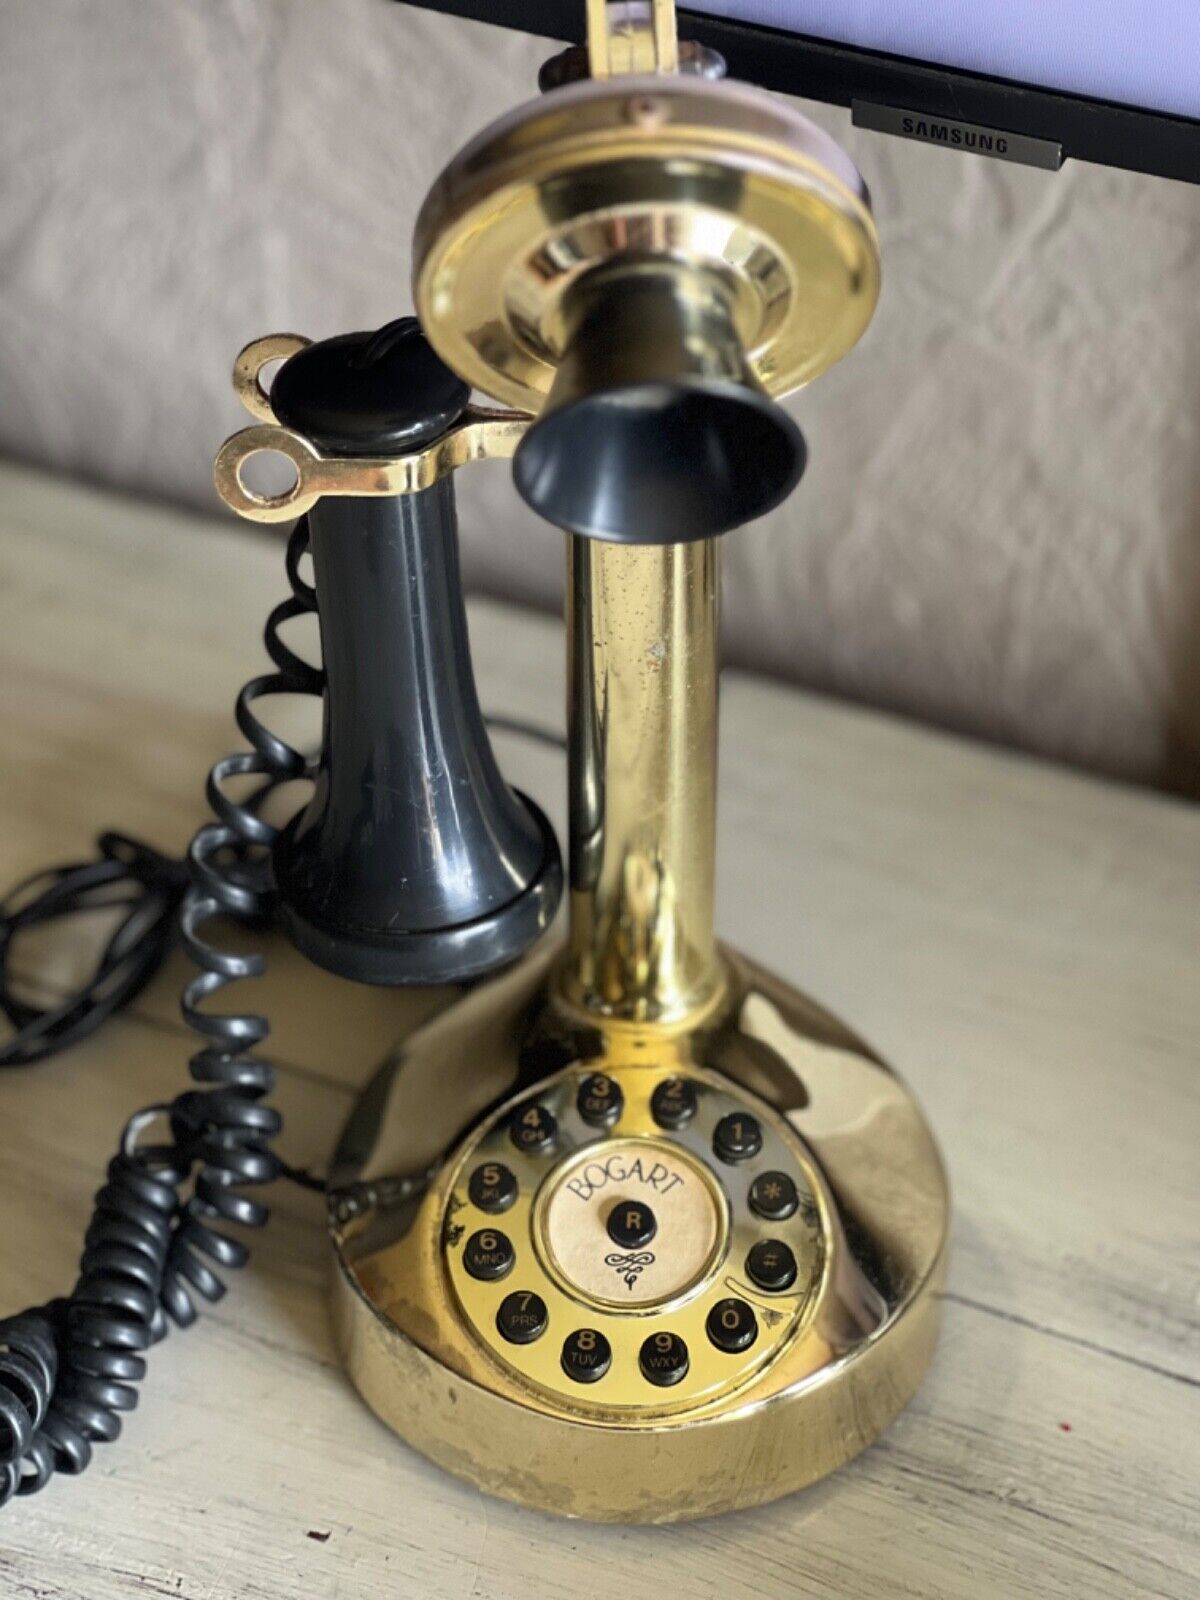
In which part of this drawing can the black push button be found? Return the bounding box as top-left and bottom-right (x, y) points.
(748, 1170), (798, 1221)
(706, 1297), (758, 1353)
(468, 1161), (518, 1215)
(713, 1112), (762, 1164)
(463, 1227), (515, 1282)
(746, 1239), (798, 1292)
(561, 1328), (612, 1384)
(651, 1077), (698, 1130)
(606, 1200), (657, 1249)
(510, 1102), (558, 1155)
(496, 1289), (548, 1345)
(639, 1331), (689, 1387)
(577, 1072), (623, 1129)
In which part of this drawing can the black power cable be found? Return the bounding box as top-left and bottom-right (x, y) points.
(0, 519), (322, 1507)
(0, 833), (190, 1069)
(0, 516), (565, 1506)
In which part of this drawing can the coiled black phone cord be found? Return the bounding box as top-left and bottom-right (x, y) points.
(0, 517), (323, 1507)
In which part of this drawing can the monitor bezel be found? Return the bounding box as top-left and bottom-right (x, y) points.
(397, 1), (1200, 186)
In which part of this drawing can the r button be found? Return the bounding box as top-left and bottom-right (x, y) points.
(606, 1201), (657, 1249)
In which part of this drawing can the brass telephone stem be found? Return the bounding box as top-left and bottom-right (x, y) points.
(561, 536), (722, 1023)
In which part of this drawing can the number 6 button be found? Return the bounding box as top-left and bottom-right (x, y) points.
(463, 1228), (515, 1281)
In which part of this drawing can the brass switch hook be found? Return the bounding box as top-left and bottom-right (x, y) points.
(214, 334), (531, 522)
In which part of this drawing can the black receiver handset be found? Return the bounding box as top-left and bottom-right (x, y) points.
(0, 320), (563, 1506)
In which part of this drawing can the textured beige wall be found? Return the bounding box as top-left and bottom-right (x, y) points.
(3, 0), (1199, 792)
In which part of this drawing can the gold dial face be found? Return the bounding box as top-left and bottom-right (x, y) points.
(442, 1062), (827, 1419)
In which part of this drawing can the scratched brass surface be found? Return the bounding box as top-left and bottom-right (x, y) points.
(561, 537), (722, 1024)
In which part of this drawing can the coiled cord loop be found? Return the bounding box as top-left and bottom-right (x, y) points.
(0, 517), (322, 1505)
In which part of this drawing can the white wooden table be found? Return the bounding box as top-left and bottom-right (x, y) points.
(0, 462), (1197, 1599)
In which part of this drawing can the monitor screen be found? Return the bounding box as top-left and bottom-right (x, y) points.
(696, 3), (1198, 123)
(400, 1), (1200, 184)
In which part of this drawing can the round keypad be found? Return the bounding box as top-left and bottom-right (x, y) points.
(444, 1062), (824, 1415)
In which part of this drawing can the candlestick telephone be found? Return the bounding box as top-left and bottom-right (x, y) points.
(0, 1), (949, 1522)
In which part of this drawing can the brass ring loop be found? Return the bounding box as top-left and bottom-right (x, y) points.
(213, 425), (320, 523)
(231, 333), (312, 422)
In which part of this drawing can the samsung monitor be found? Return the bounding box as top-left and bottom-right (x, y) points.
(400, 2), (1200, 184)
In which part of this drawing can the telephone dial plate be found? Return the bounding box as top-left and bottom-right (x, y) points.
(444, 1064), (826, 1416)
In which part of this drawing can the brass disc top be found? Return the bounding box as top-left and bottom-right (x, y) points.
(413, 74), (881, 414)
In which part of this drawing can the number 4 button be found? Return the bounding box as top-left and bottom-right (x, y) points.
(510, 1103), (558, 1154)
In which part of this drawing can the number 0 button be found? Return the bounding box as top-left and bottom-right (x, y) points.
(510, 1103), (557, 1155)
(463, 1228), (515, 1282)
(706, 1297), (758, 1353)
(561, 1328), (612, 1384)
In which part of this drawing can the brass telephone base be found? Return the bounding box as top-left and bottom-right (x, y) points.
(328, 945), (948, 1523)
